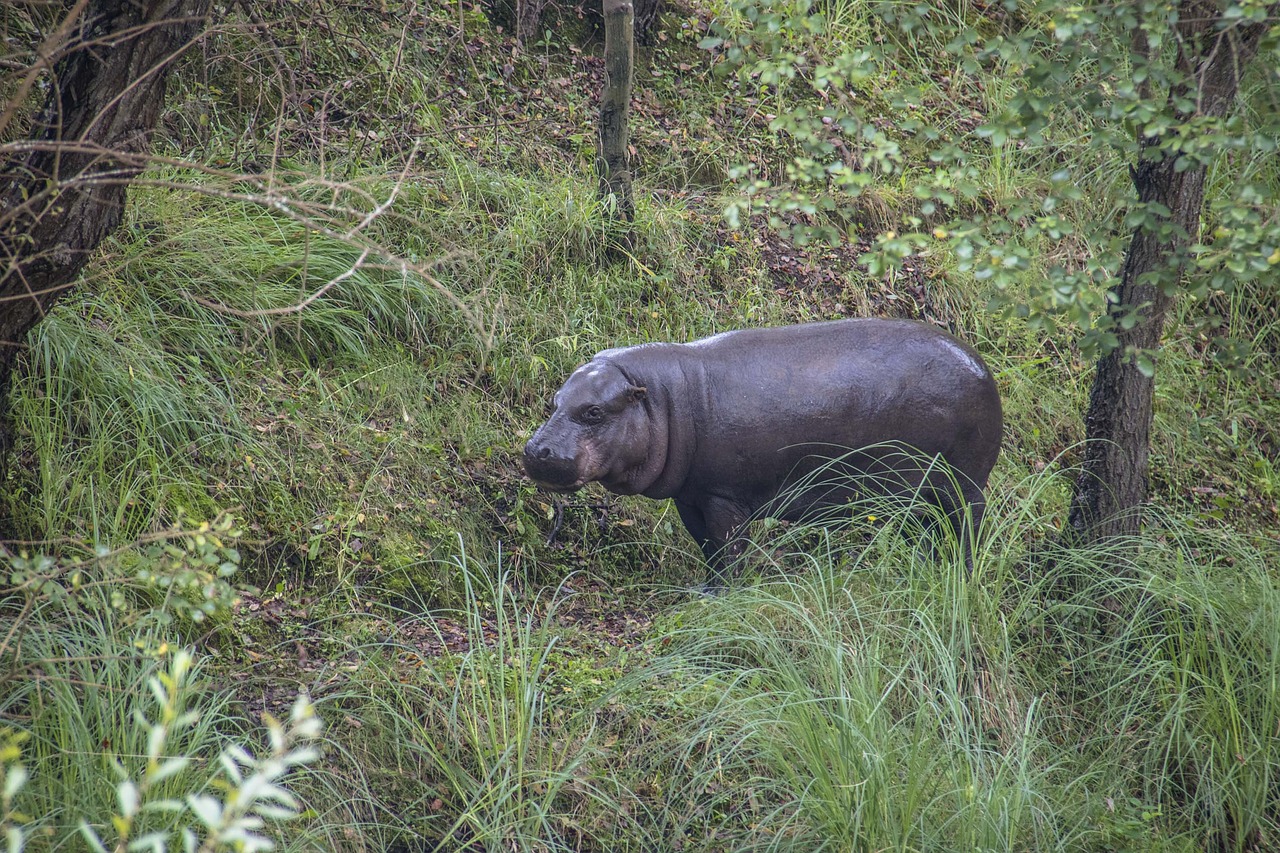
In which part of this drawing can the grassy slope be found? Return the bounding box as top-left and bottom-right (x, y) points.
(1, 1), (1278, 850)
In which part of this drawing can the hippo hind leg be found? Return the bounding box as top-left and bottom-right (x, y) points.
(927, 481), (986, 574)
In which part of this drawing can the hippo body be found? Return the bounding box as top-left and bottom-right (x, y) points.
(524, 318), (1003, 588)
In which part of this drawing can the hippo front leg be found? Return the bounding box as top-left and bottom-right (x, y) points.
(675, 497), (750, 594)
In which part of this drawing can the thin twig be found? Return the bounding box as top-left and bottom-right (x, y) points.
(182, 247), (371, 317)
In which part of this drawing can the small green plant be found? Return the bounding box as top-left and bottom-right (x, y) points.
(78, 648), (321, 853)
(1, 728), (29, 853)
(1, 514), (242, 648)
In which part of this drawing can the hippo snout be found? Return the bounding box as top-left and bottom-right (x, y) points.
(523, 435), (584, 491)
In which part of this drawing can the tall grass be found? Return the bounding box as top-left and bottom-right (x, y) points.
(0, 525), (359, 852)
(4, 152), (729, 547)
(1, 598), (230, 843)
(328, 545), (627, 852)
(1046, 524), (1280, 851)
(606, 475), (1279, 851)
(12, 285), (246, 540)
(6, 181), (463, 542)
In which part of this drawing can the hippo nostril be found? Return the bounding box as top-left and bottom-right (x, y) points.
(537, 446), (552, 460)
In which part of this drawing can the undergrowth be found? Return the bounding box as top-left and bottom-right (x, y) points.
(289, 485), (1279, 852)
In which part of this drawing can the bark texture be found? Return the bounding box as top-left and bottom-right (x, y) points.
(517, 0), (550, 44)
(1067, 1), (1272, 543)
(631, 0), (662, 46)
(0, 0), (211, 461)
(597, 0), (635, 227)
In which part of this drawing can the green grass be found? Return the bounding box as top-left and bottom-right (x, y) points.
(7, 493), (1273, 850)
(594, 485), (1279, 851)
(1, 587), (235, 845)
(268, 486), (1278, 851)
(3, 141), (778, 608)
(328, 549), (628, 851)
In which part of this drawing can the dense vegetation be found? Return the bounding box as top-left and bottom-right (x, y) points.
(1, 0), (1277, 850)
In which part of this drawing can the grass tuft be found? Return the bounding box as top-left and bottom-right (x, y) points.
(327, 544), (629, 852)
(604, 476), (1279, 850)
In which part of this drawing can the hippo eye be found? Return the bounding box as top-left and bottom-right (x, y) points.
(580, 405), (604, 424)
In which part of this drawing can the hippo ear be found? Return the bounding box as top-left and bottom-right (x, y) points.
(628, 384), (647, 403)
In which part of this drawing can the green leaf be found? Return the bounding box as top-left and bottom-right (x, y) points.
(1135, 352), (1156, 378)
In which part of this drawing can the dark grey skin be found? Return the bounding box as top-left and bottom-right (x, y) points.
(523, 318), (1003, 590)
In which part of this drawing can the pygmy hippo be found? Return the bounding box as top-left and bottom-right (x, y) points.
(523, 318), (1003, 589)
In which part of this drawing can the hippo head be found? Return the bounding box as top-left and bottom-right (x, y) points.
(524, 359), (652, 495)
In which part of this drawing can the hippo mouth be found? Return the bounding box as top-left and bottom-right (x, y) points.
(529, 477), (587, 493)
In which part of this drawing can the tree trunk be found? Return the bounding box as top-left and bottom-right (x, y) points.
(631, 0), (662, 45)
(597, 0), (635, 231)
(1067, 1), (1271, 544)
(0, 0), (210, 468)
(516, 0), (549, 45)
